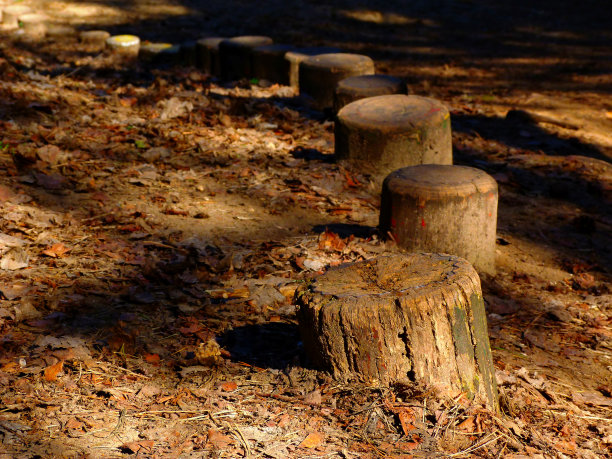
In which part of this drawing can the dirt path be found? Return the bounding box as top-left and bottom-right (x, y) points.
(0, 1), (610, 458)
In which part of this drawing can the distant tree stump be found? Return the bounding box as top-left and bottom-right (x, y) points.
(252, 44), (296, 85)
(299, 53), (375, 111)
(2, 5), (31, 29)
(380, 165), (498, 273)
(296, 253), (499, 411)
(285, 46), (342, 90)
(19, 14), (47, 39)
(219, 35), (273, 80)
(335, 95), (452, 184)
(179, 41), (198, 67)
(106, 35), (141, 61)
(196, 37), (225, 75)
(79, 30), (110, 52)
(139, 42), (174, 65)
(334, 74), (406, 112)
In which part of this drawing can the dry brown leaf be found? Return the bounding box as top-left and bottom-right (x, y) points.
(42, 243), (70, 258)
(207, 429), (234, 449)
(144, 353), (160, 364)
(44, 360), (64, 381)
(299, 432), (323, 448)
(220, 381), (238, 392)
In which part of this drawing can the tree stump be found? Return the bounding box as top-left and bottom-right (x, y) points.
(296, 253), (499, 411)
(139, 43), (176, 66)
(80, 30), (111, 52)
(334, 74), (406, 112)
(285, 46), (342, 89)
(19, 13), (47, 40)
(219, 35), (273, 80)
(179, 41), (198, 67)
(196, 37), (225, 75)
(335, 94), (452, 185)
(2, 5), (31, 29)
(299, 53), (375, 111)
(252, 44), (296, 85)
(380, 165), (498, 274)
(106, 35), (141, 62)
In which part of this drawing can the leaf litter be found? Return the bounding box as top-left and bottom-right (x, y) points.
(0, 1), (611, 458)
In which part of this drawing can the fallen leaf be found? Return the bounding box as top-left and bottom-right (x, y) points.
(44, 360), (64, 381)
(0, 247), (29, 270)
(220, 381), (238, 392)
(207, 429), (234, 449)
(299, 432), (323, 448)
(42, 243), (70, 258)
(144, 353), (160, 364)
(121, 440), (155, 454)
(397, 408), (416, 435)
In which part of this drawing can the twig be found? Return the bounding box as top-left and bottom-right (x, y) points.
(447, 433), (501, 457)
(229, 423), (252, 458)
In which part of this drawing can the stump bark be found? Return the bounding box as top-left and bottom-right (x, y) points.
(380, 165), (498, 274)
(334, 74), (406, 112)
(296, 253), (499, 411)
(196, 37), (225, 75)
(299, 53), (375, 111)
(285, 46), (342, 89)
(335, 94), (452, 184)
(252, 44), (296, 85)
(219, 35), (273, 80)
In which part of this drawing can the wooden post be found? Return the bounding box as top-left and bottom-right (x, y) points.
(380, 165), (498, 274)
(335, 94), (452, 185)
(285, 47), (342, 90)
(252, 44), (296, 85)
(296, 253), (499, 411)
(219, 35), (273, 80)
(334, 74), (406, 112)
(299, 53), (375, 111)
(196, 37), (225, 75)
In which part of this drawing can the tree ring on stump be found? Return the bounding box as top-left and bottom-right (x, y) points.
(252, 44), (296, 85)
(380, 165), (498, 274)
(299, 53), (375, 111)
(219, 35), (273, 80)
(285, 46), (342, 89)
(296, 253), (499, 411)
(334, 74), (406, 112)
(196, 37), (225, 75)
(335, 94), (452, 185)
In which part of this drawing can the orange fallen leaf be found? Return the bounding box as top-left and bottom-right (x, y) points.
(456, 416), (476, 433)
(44, 360), (64, 381)
(144, 353), (160, 364)
(220, 381), (238, 392)
(299, 432), (323, 448)
(207, 429), (234, 449)
(121, 440), (155, 453)
(42, 243), (70, 258)
(397, 407), (416, 435)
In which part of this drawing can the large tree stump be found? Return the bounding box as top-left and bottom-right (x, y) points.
(299, 53), (375, 111)
(296, 253), (499, 411)
(334, 74), (406, 112)
(196, 37), (225, 75)
(285, 46), (341, 89)
(380, 165), (498, 274)
(219, 35), (273, 80)
(335, 94), (452, 184)
(252, 44), (296, 85)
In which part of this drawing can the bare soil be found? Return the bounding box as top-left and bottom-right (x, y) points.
(0, 1), (610, 458)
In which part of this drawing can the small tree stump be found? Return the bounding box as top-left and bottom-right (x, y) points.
(335, 94), (452, 184)
(2, 5), (31, 29)
(179, 41), (198, 67)
(19, 13), (47, 39)
(106, 35), (141, 61)
(380, 165), (498, 273)
(299, 53), (375, 111)
(219, 35), (273, 80)
(296, 253), (499, 411)
(252, 44), (296, 85)
(139, 42), (175, 65)
(285, 46), (342, 89)
(80, 30), (111, 52)
(334, 74), (406, 112)
(196, 37), (225, 75)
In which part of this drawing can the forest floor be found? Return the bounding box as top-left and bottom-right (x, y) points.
(0, 0), (611, 457)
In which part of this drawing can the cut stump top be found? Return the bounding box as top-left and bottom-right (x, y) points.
(337, 94), (449, 133)
(384, 164), (498, 199)
(301, 53), (374, 72)
(336, 74), (404, 93)
(221, 35), (273, 49)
